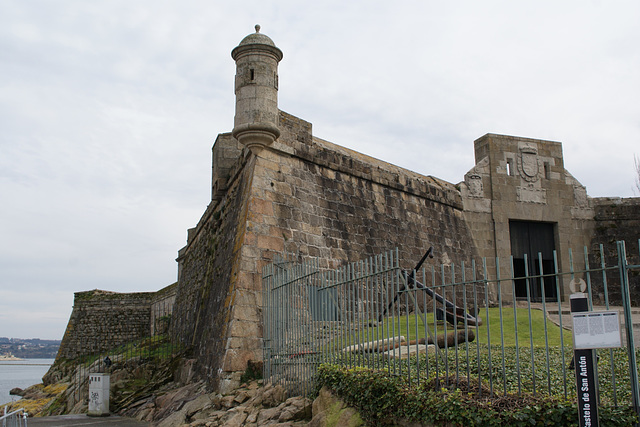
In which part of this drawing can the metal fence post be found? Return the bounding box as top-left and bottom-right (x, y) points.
(618, 241), (640, 426)
(571, 292), (600, 427)
(261, 243), (639, 415)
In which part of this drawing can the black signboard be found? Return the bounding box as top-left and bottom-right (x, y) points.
(571, 293), (600, 427)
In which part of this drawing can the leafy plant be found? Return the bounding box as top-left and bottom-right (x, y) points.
(315, 364), (638, 426)
(240, 360), (263, 384)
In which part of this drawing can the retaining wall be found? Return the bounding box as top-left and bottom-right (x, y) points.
(56, 290), (154, 360)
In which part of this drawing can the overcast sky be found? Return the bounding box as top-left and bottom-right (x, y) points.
(1, 1), (639, 340)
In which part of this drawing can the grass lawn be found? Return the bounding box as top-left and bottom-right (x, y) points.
(335, 307), (569, 348)
(320, 307), (640, 406)
(474, 306), (568, 348)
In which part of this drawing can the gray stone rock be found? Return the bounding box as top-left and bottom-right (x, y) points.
(261, 384), (286, 407)
(383, 344), (436, 359)
(223, 409), (248, 427)
(9, 387), (25, 396)
(256, 406), (281, 423)
(278, 396), (312, 422)
(309, 387), (363, 427)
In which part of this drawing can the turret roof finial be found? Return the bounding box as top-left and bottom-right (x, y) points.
(233, 24), (282, 58)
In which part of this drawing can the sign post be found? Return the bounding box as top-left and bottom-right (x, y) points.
(571, 292), (623, 427)
(571, 293), (599, 427)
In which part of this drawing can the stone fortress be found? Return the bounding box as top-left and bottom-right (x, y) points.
(56, 26), (639, 393)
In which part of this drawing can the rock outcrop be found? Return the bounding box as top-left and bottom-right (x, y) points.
(129, 380), (312, 427)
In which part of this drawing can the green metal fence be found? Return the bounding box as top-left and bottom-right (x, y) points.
(262, 240), (640, 421)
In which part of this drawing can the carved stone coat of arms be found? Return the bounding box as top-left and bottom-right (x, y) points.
(517, 145), (540, 182)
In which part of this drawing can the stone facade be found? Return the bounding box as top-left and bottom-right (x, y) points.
(56, 27), (639, 393)
(460, 134), (639, 303)
(171, 147), (256, 392)
(150, 283), (177, 336)
(460, 134), (598, 301)
(172, 108), (481, 391)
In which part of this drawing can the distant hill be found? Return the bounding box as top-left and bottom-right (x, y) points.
(0, 337), (61, 359)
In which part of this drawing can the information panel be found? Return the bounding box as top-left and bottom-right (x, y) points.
(572, 310), (622, 350)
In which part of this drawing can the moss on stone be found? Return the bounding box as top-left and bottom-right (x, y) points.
(323, 399), (364, 427)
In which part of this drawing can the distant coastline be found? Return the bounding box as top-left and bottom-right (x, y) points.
(0, 338), (61, 359)
(0, 354), (24, 361)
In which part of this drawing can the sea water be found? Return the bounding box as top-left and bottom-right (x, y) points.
(0, 359), (54, 406)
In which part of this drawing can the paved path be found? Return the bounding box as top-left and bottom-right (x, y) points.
(28, 414), (150, 426)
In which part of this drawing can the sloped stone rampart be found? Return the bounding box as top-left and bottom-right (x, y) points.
(56, 290), (154, 360)
(173, 111), (483, 391)
(151, 283), (178, 335)
(170, 153), (256, 390)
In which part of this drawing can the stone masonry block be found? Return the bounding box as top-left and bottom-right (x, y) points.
(241, 245), (262, 260)
(250, 197), (274, 216)
(228, 319), (260, 338)
(244, 231), (258, 246)
(223, 347), (262, 373)
(227, 337), (262, 351)
(237, 271), (261, 292)
(233, 304), (260, 323)
(233, 289), (258, 306)
(240, 257), (257, 272)
(257, 234), (284, 252)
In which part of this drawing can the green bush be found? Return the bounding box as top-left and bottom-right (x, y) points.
(316, 364), (638, 426)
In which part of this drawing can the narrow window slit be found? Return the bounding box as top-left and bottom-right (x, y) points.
(506, 158), (514, 176)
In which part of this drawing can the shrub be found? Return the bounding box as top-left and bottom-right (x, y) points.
(316, 364), (637, 426)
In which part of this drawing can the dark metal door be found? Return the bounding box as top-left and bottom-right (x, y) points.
(509, 221), (557, 301)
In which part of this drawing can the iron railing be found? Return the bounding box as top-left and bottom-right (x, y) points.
(262, 240), (640, 420)
(1, 407), (27, 427)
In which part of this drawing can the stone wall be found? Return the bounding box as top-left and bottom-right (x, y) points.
(56, 290), (154, 360)
(266, 111), (472, 269)
(170, 149), (255, 391)
(588, 197), (640, 305)
(150, 283), (178, 336)
(170, 110), (482, 391)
